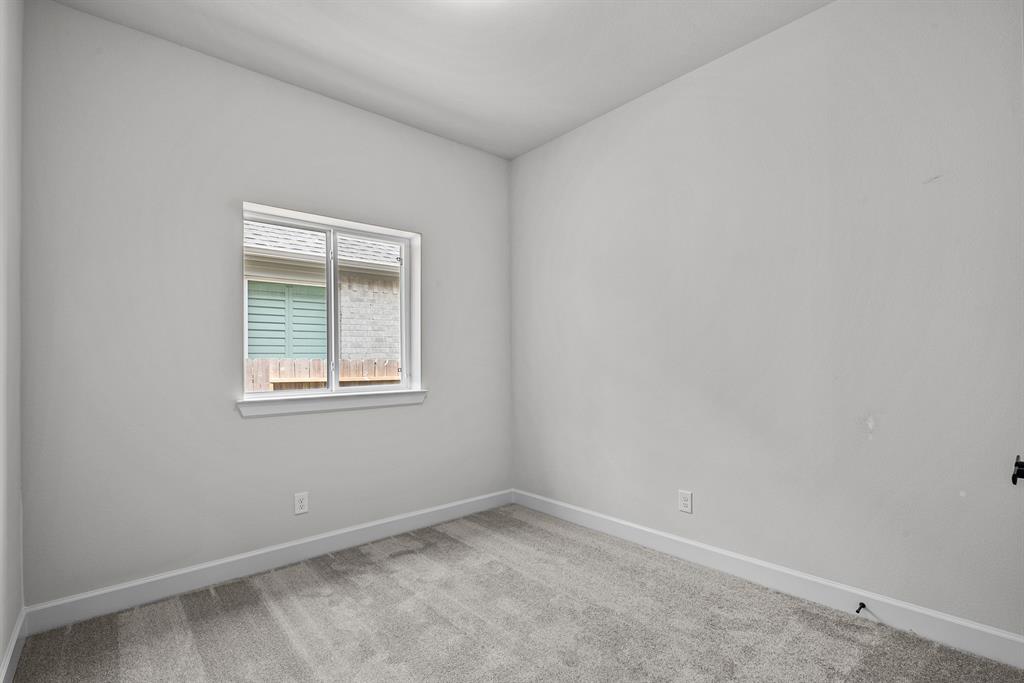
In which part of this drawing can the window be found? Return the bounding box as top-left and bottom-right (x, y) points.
(238, 203), (423, 416)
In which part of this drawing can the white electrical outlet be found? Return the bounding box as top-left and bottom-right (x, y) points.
(294, 491), (309, 515)
(678, 489), (693, 514)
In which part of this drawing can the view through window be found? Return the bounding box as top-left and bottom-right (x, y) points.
(243, 213), (406, 395)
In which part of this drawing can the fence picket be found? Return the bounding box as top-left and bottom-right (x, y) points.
(244, 357), (400, 393)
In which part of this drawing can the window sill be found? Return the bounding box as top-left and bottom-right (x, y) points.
(237, 388), (427, 417)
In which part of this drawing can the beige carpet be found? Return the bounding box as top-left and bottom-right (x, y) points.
(14, 505), (1023, 682)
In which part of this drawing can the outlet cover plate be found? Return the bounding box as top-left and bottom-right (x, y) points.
(678, 489), (693, 514)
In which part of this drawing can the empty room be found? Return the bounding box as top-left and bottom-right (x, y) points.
(0, 0), (1022, 680)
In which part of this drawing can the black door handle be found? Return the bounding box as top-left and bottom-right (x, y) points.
(1013, 456), (1024, 485)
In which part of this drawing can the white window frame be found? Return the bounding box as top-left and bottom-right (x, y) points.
(237, 202), (425, 417)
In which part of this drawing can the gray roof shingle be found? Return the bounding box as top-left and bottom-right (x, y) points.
(244, 221), (401, 267)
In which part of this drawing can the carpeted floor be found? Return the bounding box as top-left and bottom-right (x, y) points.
(14, 505), (1023, 682)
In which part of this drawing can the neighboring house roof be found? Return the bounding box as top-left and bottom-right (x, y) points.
(244, 221), (401, 267)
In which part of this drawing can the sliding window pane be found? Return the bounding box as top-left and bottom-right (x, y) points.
(244, 222), (328, 393)
(336, 232), (402, 387)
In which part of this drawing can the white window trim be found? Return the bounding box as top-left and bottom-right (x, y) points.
(237, 202), (424, 417)
(237, 388), (427, 417)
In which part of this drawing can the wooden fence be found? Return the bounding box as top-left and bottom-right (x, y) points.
(245, 358), (401, 393)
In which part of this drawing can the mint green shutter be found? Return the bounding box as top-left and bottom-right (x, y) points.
(287, 284), (327, 358)
(247, 281), (326, 359)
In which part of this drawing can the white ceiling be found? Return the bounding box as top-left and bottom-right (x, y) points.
(58, 0), (831, 158)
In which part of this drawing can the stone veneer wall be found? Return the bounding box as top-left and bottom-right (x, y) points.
(338, 270), (400, 361)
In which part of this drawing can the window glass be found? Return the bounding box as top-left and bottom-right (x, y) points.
(336, 233), (403, 387)
(244, 222), (327, 393)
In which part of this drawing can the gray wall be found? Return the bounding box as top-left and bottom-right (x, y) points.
(511, 0), (1024, 635)
(21, 0), (511, 604)
(1, 0), (23, 654)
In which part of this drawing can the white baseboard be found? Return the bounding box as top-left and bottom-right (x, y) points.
(23, 489), (515, 637)
(511, 489), (1024, 670)
(0, 609), (25, 683)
